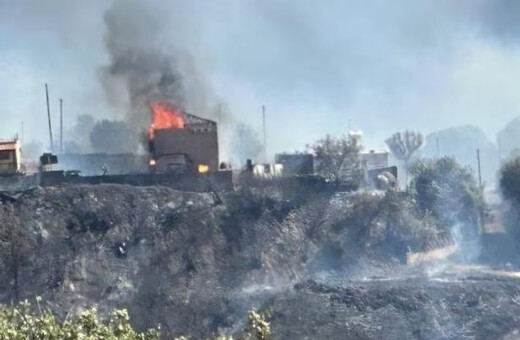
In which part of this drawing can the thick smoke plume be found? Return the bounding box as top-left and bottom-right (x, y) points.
(101, 0), (216, 139)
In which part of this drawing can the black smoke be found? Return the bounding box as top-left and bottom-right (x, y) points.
(101, 0), (217, 135)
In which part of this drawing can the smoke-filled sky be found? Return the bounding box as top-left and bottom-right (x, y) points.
(1, 0), (520, 155)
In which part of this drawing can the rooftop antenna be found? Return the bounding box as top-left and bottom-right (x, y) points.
(45, 83), (53, 152)
(262, 105), (266, 163)
(477, 148), (482, 188)
(60, 98), (63, 154)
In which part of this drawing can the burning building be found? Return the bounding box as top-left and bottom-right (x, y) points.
(148, 101), (219, 173)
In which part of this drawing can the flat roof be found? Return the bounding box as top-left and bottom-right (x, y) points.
(0, 140), (19, 151)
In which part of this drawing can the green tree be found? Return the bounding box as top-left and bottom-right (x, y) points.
(310, 134), (362, 185)
(0, 301), (160, 339)
(500, 156), (520, 205)
(408, 157), (482, 235)
(499, 156), (520, 237)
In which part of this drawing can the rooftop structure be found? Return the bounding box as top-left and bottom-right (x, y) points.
(0, 140), (22, 175)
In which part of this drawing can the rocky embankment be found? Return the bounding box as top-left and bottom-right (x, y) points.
(0, 184), (518, 339)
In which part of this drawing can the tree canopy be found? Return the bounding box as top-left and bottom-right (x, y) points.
(310, 134), (362, 185)
(408, 157), (482, 234)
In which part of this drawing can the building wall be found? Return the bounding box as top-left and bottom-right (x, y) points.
(58, 153), (148, 176)
(361, 151), (389, 170)
(275, 154), (314, 175)
(0, 141), (20, 174)
(153, 128), (219, 172)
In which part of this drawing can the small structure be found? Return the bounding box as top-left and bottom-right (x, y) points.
(361, 150), (389, 170)
(275, 153), (314, 175)
(0, 140), (22, 175)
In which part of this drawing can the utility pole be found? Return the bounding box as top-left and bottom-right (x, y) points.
(59, 98), (63, 154)
(262, 105), (266, 163)
(477, 148), (482, 188)
(45, 84), (53, 153)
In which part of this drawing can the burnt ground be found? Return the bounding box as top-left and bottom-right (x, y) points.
(1, 184), (520, 339)
(270, 271), (520, 340)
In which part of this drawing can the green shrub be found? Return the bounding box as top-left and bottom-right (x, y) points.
(500, 156), (520, 205)
(408, 157), (482, 234)
(0, 300), (160, 340)
(0, 300), (271, 340)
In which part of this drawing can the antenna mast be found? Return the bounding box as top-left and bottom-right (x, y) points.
(45, 84), (53, 152)
(60, 98), (63, 154)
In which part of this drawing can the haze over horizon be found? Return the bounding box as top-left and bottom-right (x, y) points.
(1, 0), (520, 155)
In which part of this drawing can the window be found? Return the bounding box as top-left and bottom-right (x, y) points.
(0, 150), (13, 160)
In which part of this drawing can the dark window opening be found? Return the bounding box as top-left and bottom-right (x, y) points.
(0, 150), (12, 160)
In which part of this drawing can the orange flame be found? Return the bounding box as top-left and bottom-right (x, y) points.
(148, 101), (184, 139)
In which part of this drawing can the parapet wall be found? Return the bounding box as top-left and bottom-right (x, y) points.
(39, 170), (233, 193)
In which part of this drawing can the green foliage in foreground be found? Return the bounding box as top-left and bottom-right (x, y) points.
(0, 300), (160, 340)
(0, 301), (271, 340)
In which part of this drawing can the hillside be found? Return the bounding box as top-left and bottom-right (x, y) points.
(0, 184), (517, 338)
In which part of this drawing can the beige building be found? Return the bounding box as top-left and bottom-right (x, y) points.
(151, 114), (219, 172)
(0, 140), (22, 175)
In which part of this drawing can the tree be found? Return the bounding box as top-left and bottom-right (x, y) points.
(500, 156), (520, 205)
(310, 134), (362, 185)
(0, 302), (160, 339)
(385, 131), (424, 182)
(499, 156), (520, 237)
(231, 123), (263, 167)
(422, 125), (498, 183)
(408, 157), (482, 235)
(0, 203), (31, 302)
(90, 119), (140, 154)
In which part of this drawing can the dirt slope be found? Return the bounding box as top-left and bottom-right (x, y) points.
(0, 184), (517, 339)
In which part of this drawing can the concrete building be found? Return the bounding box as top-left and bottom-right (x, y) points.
(0, 140), (22, 175)
(151, 113), (219, 172)
(361, 150), (389, 170)
(275, 153), (314, 175)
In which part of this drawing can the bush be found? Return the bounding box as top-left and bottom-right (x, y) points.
(0, 300), (271, 340)
(0, 300), (160, 339)
(499, 156), (520, 237)
(500, 156), (520, 205)
(309, 134), (362, 185)
(408, 157), (482, 235)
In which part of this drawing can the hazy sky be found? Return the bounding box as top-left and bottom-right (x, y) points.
(1, 0), (520, 155)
